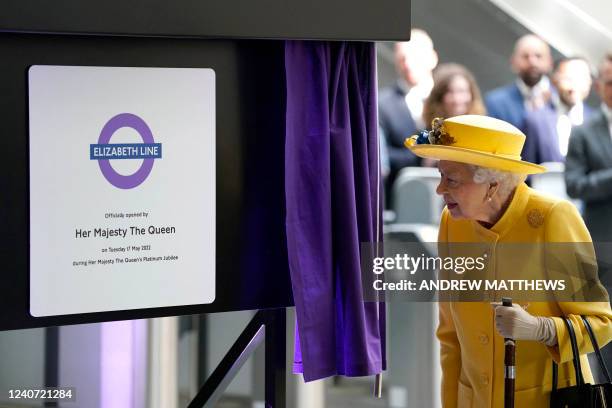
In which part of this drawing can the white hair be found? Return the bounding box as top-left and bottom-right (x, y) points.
(467, 165), (526, 197)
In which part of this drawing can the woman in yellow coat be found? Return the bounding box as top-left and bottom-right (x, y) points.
(404, 115), (612, 407)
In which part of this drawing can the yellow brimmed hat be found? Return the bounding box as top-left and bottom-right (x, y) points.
(404, 115), (546, 174)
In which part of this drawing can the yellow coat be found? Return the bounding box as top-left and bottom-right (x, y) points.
(437, 182), (612, 408)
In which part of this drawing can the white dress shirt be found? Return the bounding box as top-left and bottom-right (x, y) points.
(399, 78), (433, 130)
(556, 101), (585, 157)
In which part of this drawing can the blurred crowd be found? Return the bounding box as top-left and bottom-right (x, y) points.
(379, 29), (612, 241)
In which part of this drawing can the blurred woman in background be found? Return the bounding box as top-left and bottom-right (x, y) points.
(423, 63), (486, 127)
(421, 63), (486, 167)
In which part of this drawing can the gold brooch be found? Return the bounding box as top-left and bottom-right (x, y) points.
(527, 209), (544, 228)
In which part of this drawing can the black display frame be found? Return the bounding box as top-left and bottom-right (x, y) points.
(0, 33), (294, 330)
(0, 0), (411, 42)
(0, 0), (411, 331)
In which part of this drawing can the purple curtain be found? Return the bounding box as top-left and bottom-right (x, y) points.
(285, 40), (386, 382)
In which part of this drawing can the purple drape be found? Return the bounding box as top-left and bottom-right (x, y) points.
(285, 41), (386, 382)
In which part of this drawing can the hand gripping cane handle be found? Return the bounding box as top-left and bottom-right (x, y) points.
(503, 297), (515, 408)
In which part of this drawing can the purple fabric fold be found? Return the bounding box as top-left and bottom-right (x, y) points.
(285, 40), (386, 382)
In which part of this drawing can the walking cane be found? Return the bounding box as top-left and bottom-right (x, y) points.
(503, 297), (515, 408)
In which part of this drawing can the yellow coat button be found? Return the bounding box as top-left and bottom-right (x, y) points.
(479, 334), (489, 345)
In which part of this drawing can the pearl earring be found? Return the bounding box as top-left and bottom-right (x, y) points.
(487, 197), (492, 202)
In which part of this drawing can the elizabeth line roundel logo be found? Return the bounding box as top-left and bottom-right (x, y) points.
(89, 113), (162, 189)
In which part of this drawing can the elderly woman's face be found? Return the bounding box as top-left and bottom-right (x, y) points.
(436, 161), (489, 220)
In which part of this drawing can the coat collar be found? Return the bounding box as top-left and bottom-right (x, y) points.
(592, 108), (612, 159)
(601, 103), (612, 125)
(472, 182), (530, 240)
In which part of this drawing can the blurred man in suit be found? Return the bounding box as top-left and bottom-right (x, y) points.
(566, 54), (612, 365)
(566, 54), (612, 241)
(485, 34), (553, 130)
(379, 29), (438, 197)
(523, 57), (593, 164)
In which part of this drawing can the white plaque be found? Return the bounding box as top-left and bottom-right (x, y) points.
(29, 65), (216, 316)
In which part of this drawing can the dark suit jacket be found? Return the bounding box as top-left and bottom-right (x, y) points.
(378, 82), (421, 176)
(485, 82), (526, 131)
(523, 103), (593, 164)
(565, 109), (612, 241)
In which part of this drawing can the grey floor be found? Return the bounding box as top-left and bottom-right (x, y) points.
(213, 379), (387, 408)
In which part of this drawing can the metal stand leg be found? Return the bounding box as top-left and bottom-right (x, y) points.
(44, 327), (59, 408)
(265, 308), (286, 407)
(188, 308), (287, 408)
